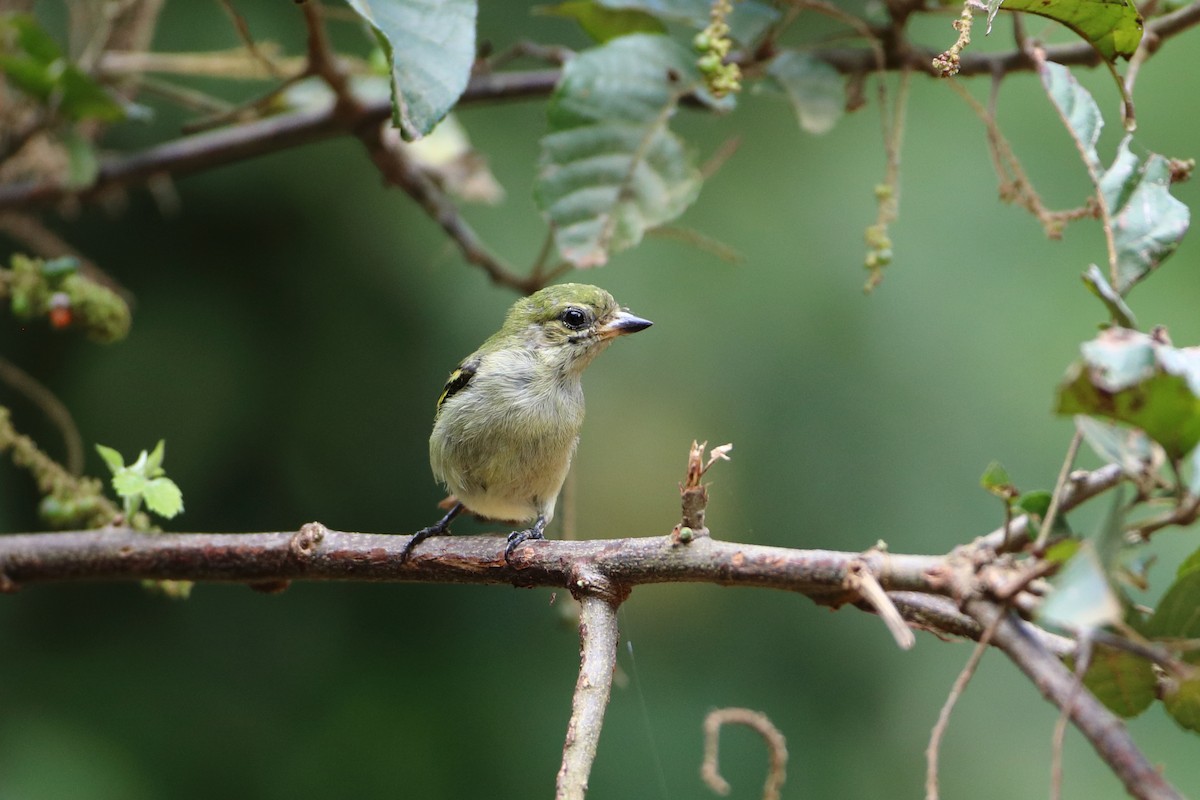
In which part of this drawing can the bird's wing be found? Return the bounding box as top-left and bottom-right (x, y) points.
(436, 356), (480, 413)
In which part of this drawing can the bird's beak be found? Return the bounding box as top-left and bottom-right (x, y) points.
(599, 310), (653, 341)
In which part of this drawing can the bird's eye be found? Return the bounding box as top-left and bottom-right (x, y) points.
(559, 307), (589, 330)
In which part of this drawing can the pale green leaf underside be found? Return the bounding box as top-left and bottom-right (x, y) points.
(537, 34), (704, 267)
(1101, 139), (1190, 293)
(1042, 64), (1189, 295)
(342, 0), (477, 140)
(767, 51), (844, 136)
(1039, 61), (1103, 172)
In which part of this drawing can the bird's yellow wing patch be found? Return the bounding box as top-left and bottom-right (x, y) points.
(436, 358), (478, 412)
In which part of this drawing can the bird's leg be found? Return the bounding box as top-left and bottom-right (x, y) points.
(402, 502), (464, 562)
(504, 515), (547, 566)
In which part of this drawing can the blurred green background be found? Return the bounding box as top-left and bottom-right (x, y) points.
(3, 3), (1200, 798)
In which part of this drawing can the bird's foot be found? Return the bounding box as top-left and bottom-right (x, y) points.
(504, 517), (547, 566)
(402, 502), (464, 562)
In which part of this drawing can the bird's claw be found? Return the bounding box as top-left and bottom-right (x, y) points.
(402, 502), (464, 563)
(504, 526), (545, 566)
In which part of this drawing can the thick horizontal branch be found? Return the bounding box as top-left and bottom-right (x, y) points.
(2, 3), (1197, 213)
(0, 525), (943, 598)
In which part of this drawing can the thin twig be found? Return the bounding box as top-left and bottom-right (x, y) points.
(847, 560), (916, 649)
(218, 0), (285, 79)
(925, 611), (1004, 800)
(357, 123), (541, 293)
(701, 708), (788, 800)
(0, 359), (84, 475)
(1050, 634), (1093, 800)
(973, 462), (1124, 553)
(966, 600), (1185, 800)
(1034, 430), (1084, 552)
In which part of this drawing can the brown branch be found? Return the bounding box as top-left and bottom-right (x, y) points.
(966, 600), (1186, 800)
(356, 122), (540, 293)
(0, 70), (560, 213)
(555, 570), (626, 800)
(2, 2), (1197, 215)
(0, 525), (945, 596)
(700, 707), (788, 800)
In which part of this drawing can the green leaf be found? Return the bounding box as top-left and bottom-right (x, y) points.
(142, 477), (184, 519)
(0, 14), (124, 122)
(1145, 567), (1200, 657)
(3, 12), (63, 63)
(1081, 264), (1136, 327)
(1043, 537), (1081, 565)
(1038, 61), (1103, 172)
(1038, 541), (1123, 633)
(1055, 327), (1200, 459)
(766, 51), (844, 136)
(1100, 137), (1190, 293)
(595, 0), (779, 46)
(725, 2), (780, 47)
(1163, 677), (1200, 732)
(1078, 644), (1156, 717)
(537, 1), (666, 42)
(597, 0), (707, 25)
(61, 129), (99, 190)
(1176, 544), (1200, 580)
(979, 460), (1017, 500)
(146, 439), (166, 476)
(1003, 0), (1143, 61)
(1074, 415), (1162, 478)
(56, 68), (126, 122)
(1018, 490), (1053, 518)
(95, 443), (125, 474)
(536, 34), (704, 267)
(341, 0), (477, 141)
(111, 471), (146, 499)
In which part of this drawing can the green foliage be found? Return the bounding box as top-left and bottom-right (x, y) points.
(596, 0), (780, 44)
(2, 254), (131, 342)
(1039, 544), (1122, 634)
(1163, 677), (1200, 732)
(1081, 264), (1136, 328)
(535, 34), (707, 267)
(1145, 560), (1200, 652)
(989, 0), (1143, 61)
(766, 51), (844, 136)
(537, 1), (666, 42)
(1074, 415), (1162, 479)
(1056, 327), (1200, 460)
(1141, 550), (1200, 731)
(1078, 644), (1157, 717)
(1040, 62), (1190, 300)
(979, 460), (1017, 500)
(0, 13), (126, 122)
(341, 0), (477, 140)
(1100, 138), (1191, 293)
(96, 441), (184, 523)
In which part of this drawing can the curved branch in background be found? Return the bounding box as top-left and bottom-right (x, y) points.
(700, 707), (788, 800)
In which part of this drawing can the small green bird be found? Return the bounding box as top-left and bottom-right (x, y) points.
(404, 283), (653, 564)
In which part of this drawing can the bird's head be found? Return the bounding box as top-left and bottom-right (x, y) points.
(493, 283), (652, 373)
